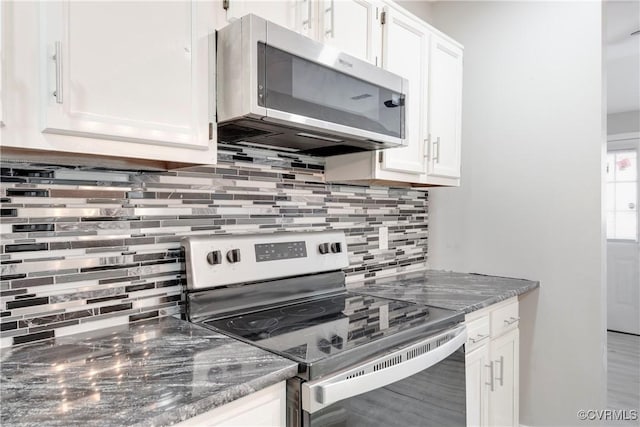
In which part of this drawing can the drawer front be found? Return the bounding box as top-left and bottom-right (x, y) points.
(466, 315), (490, 351)
(491, 300), (519, 337)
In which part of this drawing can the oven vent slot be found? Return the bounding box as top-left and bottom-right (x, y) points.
(345, 370), (365, 379)
(406, 342), (431, 360)
(373, 355), (403, 372)
(436, 334), (452, 347)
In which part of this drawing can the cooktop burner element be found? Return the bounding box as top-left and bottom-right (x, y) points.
(280, 305), (327, 317)
(226, 317), (279, 332)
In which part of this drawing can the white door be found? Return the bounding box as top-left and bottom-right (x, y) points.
(319, 0), (381, 64)
(40, 1), (211, 149)
(427, 35), (463, 179)
(225, 0), (311, 35)
(607, 137), (640, 335)
(466, 344), (490, 427)
(489, 328), (519, 427)
(379, 7), (428, 175)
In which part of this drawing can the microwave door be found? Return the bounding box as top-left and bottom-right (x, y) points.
(259, 23), (406, 147)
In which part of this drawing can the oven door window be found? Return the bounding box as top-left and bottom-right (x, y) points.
(258, 42), (404, 139)
(303, 348), (466, 427)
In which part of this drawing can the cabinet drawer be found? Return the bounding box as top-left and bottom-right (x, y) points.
(466, 315), (490, 351)
(490, 300), (519, 337)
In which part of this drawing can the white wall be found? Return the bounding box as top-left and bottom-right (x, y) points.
(429, 2), (606, 426)
(395, 0), (432, 22)
(608, 110), (640, 135)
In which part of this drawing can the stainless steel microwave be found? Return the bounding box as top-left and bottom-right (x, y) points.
(216, 14), (408, 156)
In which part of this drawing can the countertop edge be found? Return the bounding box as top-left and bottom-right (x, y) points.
(460, 280), (540, 314)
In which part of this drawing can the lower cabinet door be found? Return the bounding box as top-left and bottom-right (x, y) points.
(173, 381), (286, 427)
(489, 328), (519, 427)
(466, 343), (490, 427)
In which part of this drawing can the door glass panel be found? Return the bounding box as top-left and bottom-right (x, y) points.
(615, 183), (637, 212)
(607, 149), (638, 241)
(607, 183), (616, 211)
(616, 152), (637, 181)
(616, 212), (637, 240)
(259, 43), (404, 138)
(607, 153), (615, 182)
(607, 212), (616, 238)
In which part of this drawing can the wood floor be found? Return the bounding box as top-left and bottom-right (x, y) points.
(607, 331), (640, 426)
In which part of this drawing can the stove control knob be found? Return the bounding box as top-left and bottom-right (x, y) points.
(226, 249), (241, 263)
(318, 338), (332, 354)
(331, 334), (344, 350)
(330, 242), (342, 253)
(318, 243), (330, 254)
(206, 250), (222, 265)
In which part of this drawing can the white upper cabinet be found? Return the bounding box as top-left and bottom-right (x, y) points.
(318, 0), (381, 64)
(378, 6), (429, 176)
(223, 0), (312, 35)
(2, 1), (216, 168)
(426, 35), (463, 180)
(40, 1), (210, 150)
(324, 2), (463, 187)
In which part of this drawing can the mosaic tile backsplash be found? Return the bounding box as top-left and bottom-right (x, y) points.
(0, 145), (429, 347)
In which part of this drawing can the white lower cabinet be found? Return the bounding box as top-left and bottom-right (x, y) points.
(465, 297), (519, 427)
(488, 328), (519, 427)
(173, 381), (286, 427)
(466, 341), (490, 427)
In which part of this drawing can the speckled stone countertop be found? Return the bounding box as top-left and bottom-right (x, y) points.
(0, 316), (298, 427)
(347, 269), (539, 313)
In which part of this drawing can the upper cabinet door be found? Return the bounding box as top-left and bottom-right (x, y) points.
(319, 0), (381, 64)
(225, 0), (311, 35)
(40, 1), (211, 150)
(427, 35), (463, 179)
(379, 7), (428, 175)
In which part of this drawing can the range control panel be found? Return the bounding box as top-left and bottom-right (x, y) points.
(183, 231), (349, 290)
(255, 241), (308, 262)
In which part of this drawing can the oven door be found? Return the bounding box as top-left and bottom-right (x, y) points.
(258, 19), (407, 147)
(297, 325), (467, 427)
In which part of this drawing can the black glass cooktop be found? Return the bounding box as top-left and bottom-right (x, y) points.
(202, 292), (462, 369)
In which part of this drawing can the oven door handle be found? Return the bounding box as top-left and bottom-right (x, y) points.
(301, 325), (467, 414)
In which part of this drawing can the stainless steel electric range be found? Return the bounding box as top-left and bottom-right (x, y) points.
(183, 231), (467, 427)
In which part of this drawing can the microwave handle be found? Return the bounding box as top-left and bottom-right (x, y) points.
(302, 325), (466, 413)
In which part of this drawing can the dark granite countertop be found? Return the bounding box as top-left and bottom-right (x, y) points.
(0, 316), (298, 427)
(347, 269), (539, 313)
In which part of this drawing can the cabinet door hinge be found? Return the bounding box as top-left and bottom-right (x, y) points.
(380, 11), (386, 25)
(223, 0), (229, 10)
(378, 151), (384, 163)
(209, 122), (214, 140)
